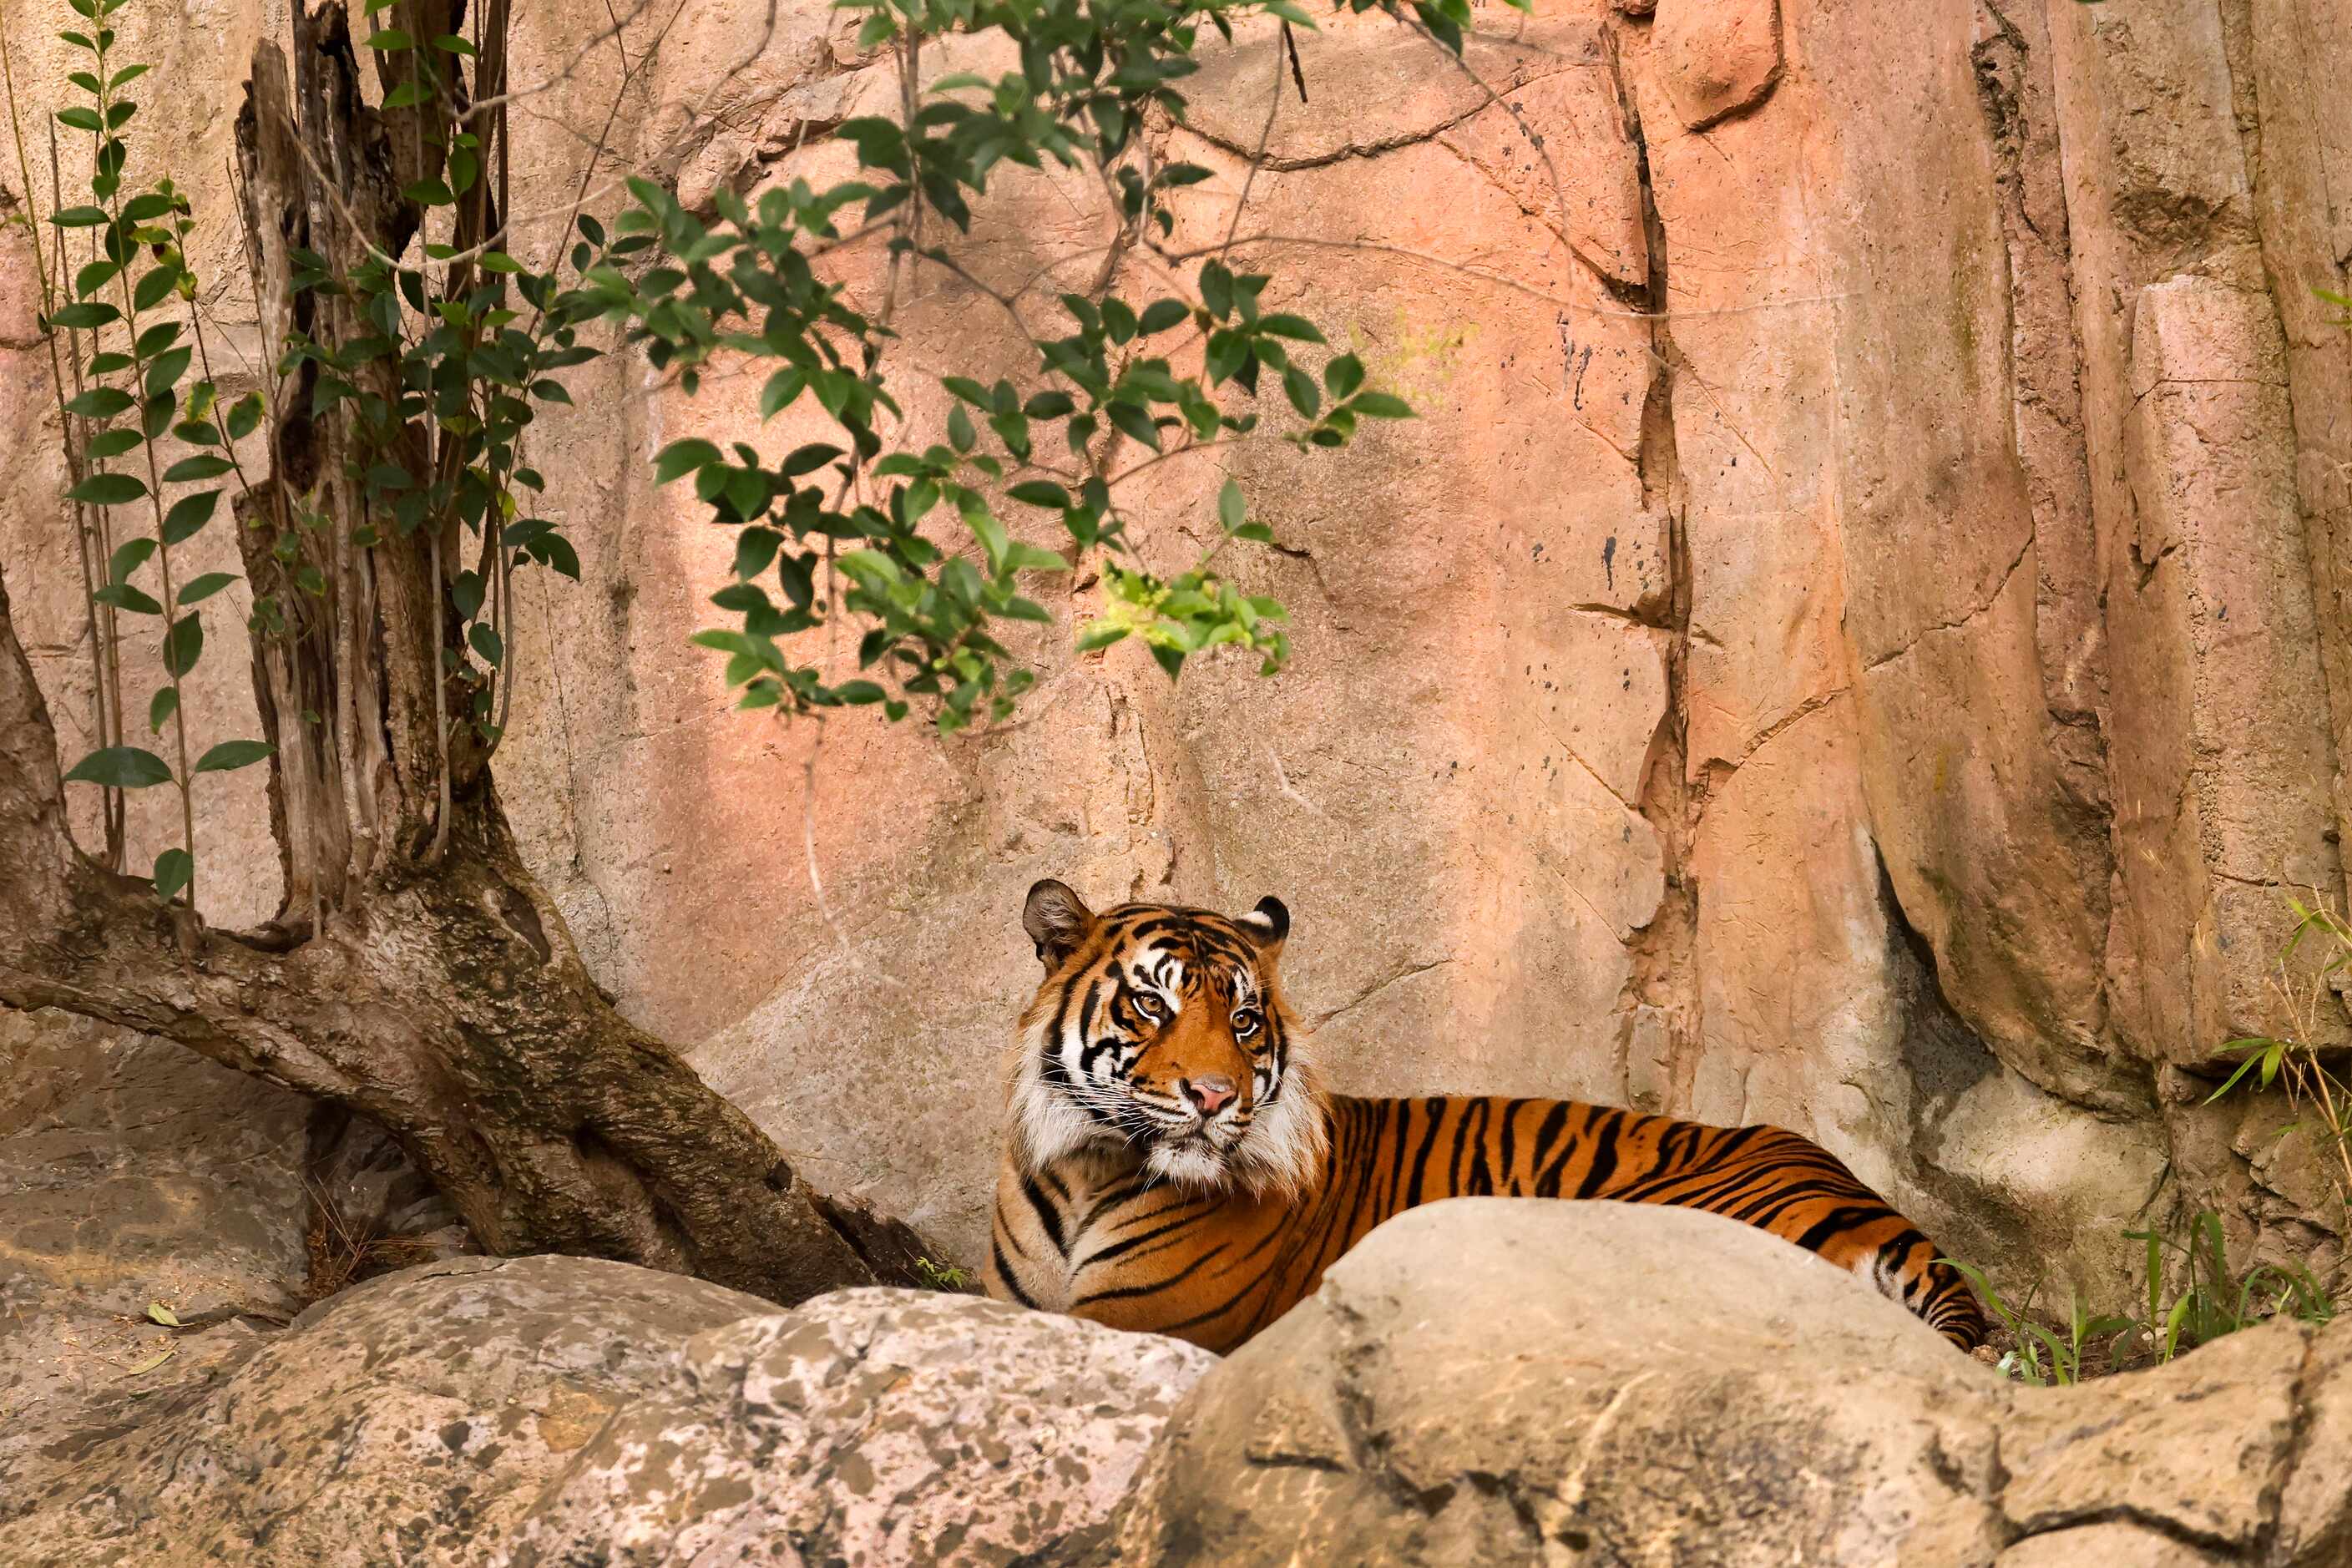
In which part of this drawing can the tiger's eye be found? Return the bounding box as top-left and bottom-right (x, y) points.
(1233, 1009), (1262, 1037)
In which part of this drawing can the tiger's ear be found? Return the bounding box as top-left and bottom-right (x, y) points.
(1023, 879), (1095, 969)
(1237, 895), (1290, 953)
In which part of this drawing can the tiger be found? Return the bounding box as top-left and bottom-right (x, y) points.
(984, 879), (1990, 1354)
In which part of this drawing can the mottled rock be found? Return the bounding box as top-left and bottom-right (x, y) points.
(504, 1287), (1216, 1566)
(4, 1256), (775, 1567)
(1095, 1198), (2352, 1567)
(4, 1257), (1211, 1568)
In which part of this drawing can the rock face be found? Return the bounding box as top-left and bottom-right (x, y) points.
(13, 1204), (2349, 1568)
(1100, 1199), (2352, 1567)
(5, 0), (2352, 1308)
(3, 1256), (1213, 1568)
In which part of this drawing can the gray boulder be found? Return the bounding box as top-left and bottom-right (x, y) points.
(6, 1255), (1213, 1567)
(1095, 1197), (2352, 1567)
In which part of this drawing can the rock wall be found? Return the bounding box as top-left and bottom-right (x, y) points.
(5, 0), (2352, 1304)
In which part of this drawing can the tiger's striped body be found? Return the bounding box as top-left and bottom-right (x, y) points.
(987, 883), (1988, 1354)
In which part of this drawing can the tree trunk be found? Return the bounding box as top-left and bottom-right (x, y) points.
(0, 3), (934, 1306)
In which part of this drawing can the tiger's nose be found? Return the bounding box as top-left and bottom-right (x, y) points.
(1181, 1075), (1237, 1116)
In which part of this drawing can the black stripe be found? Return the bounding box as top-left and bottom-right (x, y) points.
(992, 1238), (1040, 1308)
(1571, 1110), (1622, 1197)
(1793, 1204), (1883, 1254)
(1080, 1212), (1204, 1266)
(1497, 1098), (1527, 1178)
(1072, 1242), (1227, 1308)
(1021, 1175), (1068, 1255)
(1530, 1103), (1575, 1195)
(1464, 1099), (1495, 1196)
(1404, 1097), (1449, 1209)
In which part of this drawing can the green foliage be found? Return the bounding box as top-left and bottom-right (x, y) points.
(912, 1256), (974, 1292)
(1938, 1258), (2124, 1388)
(22, 0), (272, 906)
(2117, 1210), (2334, 1366)
(1947, 1209), (2336, 1386)
(16, 0), (1476, 897)
(582, 0), (1434, 729)
(2203, 893), (2352, 1226)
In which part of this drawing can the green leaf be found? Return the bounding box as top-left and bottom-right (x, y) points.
(49, 301), (119, 329)
(177, 572), (238, 605)
(1106, 401), (1161, 451)
(1218, 478), (1247, 534)
(49, 205), (109, 228)
(759, 366), (807, 419)
(108, 537), (156, 583)
(1257, 313), (1325, 343)
(72, 257), (119, 297)
(194, 739), (274, 774)
(947, 402), (975, 454)
(148, 685), (176, 732)
(224, 392), (264, 441)
(363, 27), (414, 48)
(734, 526), (781, 580)
(1138, 299), (1189, 336)
(161, 490), (218, 545)
(1008, 480), (1071, 509)
(1283, 365), (1320, 419)
(469, 622), (503, 667)
(655, 438), (721, 483)
(64, 745), (171, 788)
(92, 583), (162, 615)
(152, 848), (193, 902)
(65, 386), (134, 419)
(68, 471), (145, 505)
(1324, 352), (1365, 400)
(164, 614), (203, 679)
(133, 264), (179, 312)
(161, 454), (234, 483)
(1076, 623), (1130, 652)
(146, 1301), (180, 1327)
(144, 344), (193, 397)
(1349, 391), (1414, 418)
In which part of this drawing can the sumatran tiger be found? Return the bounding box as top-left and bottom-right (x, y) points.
(984, 879), (1990, 1353)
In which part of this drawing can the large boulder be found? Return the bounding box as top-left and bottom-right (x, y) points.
(4, 1255), (1214, 1567)
(1095, 1198), (2352, 1566)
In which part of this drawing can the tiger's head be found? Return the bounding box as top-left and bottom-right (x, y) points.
(1009, 879), (1325, 1195)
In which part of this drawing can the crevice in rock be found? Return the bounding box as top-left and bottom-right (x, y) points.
(1181, 59), (1583, 173)
(1311, 957), (1458, 1029)
(1606, 23), (1702, 1115)
(1860, 526), (2034, 672)
(2264, 1328), (2327, 1559)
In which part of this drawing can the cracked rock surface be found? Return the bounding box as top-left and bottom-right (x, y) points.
(3, 1256), (1213, 1568)
(1093, 1200), (2352, 1568)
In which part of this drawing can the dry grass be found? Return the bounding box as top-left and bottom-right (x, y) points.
(299, 1176), (449, 1306)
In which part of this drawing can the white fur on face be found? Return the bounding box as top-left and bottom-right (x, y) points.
(1012, 952), (1323, 1196)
